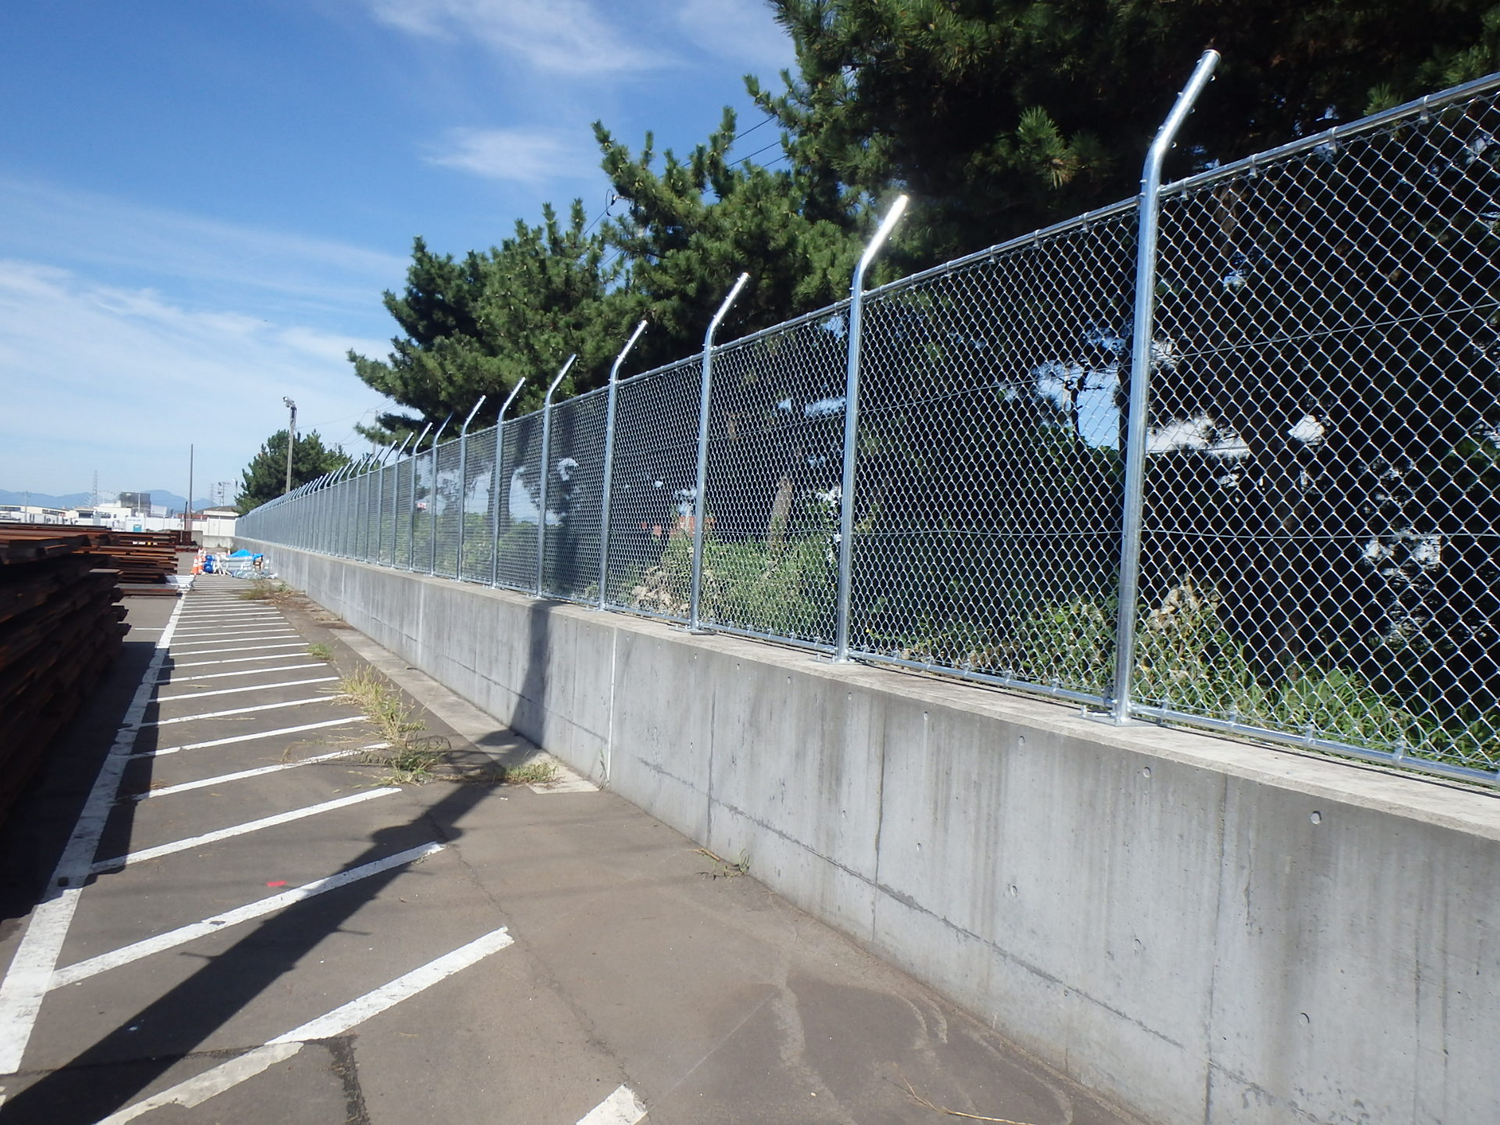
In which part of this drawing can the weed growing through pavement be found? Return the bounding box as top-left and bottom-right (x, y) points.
(238, 578), (297, 605)
(696, 847), (750, 879)
(504, 759), (558, 786)
(335, 667), (446, 784)
(307, 642), (334, 660)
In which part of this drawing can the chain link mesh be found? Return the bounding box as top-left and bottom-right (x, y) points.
(539, 388), (608, 601)
(461, 427), (498, 582)
(1137, 86), (1500, 772)
(851, 210), (1136, 696)
(495, 412), (542, 591)
(238, 74), (1500, 785)
(695, 308), (852, 646)
(603, 357), (702, 619)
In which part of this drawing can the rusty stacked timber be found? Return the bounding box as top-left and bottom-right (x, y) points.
(94, 530), (179, 593)
(0, 528), (129, 819)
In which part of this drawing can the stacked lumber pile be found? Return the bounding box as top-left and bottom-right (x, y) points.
(93, 530), (180, 593)
(0, 528), (129, 819)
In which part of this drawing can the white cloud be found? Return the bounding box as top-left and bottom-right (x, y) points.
(0, 260), (394, 495)
(0, 176), (408, 322)
(361, 0), (664, 74)
(425, 127), (598, 186)
(676, 0), (796, 73)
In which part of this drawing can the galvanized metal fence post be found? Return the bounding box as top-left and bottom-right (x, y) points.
(833, 196), (908, 662)
(599, 320), (648, 609)
(407, 422), (432, 570)
(455, 396), (487, 580)
(689, 273), (750, 630)
(537, 355), (578, 596)
(428, 413), (453, 575)
(1109, 50), (1220, 723)
(489, 380), (526, 587)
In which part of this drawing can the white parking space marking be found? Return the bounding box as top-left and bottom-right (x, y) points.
(154, 677), (338, 704)
(141, 696), (332, 727)
(0, 598), (186, 1073)
(170, 635), (300, 649)
(89, 789), (400, 873)
(579, 1085), (649, 1125)
(162, 641), (307, 657)
(175, 617), (284, 626)
(50, 841), (441, 989)
(128, 748), (360, 800)
(169, 653), (312, 670)
(97, 927), (515, 1125)
(173, 625), (290, 637)
(156, 663), (325, 685)
(133, 716), (365, 758)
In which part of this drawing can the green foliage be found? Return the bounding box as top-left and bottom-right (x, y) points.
(754, 0), (1500, 264)
(348, 203), (632, 444)
(236, 430), (349, 512)
(593, 107), (868, 371)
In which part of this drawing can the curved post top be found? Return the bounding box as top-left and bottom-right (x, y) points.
(497, 377), (527, 422)
(411, 421), (434, 455)
(705, 273), (750, 350)
(611, 320), (649, 382)
(460, 394), (488, 436)
(1141, 50), (1219, 195)
(544, 354), (578, 407)
(853, 195), (909, 293)
(429, 411), (456, 448)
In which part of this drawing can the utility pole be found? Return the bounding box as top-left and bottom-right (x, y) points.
(282, 397), (297, 496)
(185, 444), (194, 541)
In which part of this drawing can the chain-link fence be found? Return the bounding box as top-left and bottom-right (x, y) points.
(241, 70), (1500, 787)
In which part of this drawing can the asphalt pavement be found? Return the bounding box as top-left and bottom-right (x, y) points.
(0, 574), (1142, 1125)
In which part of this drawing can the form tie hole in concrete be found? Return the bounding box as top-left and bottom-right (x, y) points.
(1133, 938), (1144, 952)
(1008, 884), (1019, 899)
(1310, 811), (1323, 825)
(1142, 766), (1152, 779)
(1299, 1013), (1311, 1026)
(1017, 736), (1025, 749)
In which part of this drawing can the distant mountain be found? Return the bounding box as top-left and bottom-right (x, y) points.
(0, 489), (221, 512)
(0, 490), (90, 508)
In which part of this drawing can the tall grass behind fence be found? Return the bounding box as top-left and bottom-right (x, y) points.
(242, 72), (1500, 787)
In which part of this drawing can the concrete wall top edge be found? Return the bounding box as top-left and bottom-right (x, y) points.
(243, 540), (1500, 841)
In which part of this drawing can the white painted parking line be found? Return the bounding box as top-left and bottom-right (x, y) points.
(169, 652), (311, 670)
(154, 676), (338, 703)
(97, 927), (515, 1125)
(0, 598), (186, 1074)
(165, 641), (306, 657)
(88, 789), (400, 873)
(171, 635), (301, 648)
(141, 695), (332, 727)
(133, 716), (365, 759)
(156, 662), (325, 684)
(173, 624), (289, 637)
(176, 617), (288, 625)
(579, 1085), (649, 1125)
(50, 839), (437, 989)
(129, 748), (360, 800)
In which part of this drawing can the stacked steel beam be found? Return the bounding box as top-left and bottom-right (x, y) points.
(0, 528), (129, 818)
(93, 530), (181, 593)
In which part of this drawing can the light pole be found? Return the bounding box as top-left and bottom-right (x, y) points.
(282, 397), (297, 496)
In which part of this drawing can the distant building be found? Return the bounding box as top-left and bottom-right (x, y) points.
(117, 491), (151, 516)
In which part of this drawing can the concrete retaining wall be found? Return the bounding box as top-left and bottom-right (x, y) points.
(244, 540), (1500, 1125)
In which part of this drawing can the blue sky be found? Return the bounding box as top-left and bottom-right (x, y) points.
(0, 0), (795, 500)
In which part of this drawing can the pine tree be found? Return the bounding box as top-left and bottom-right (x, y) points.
(348, 202), (633, 443)
(236, 430), (350, 512)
